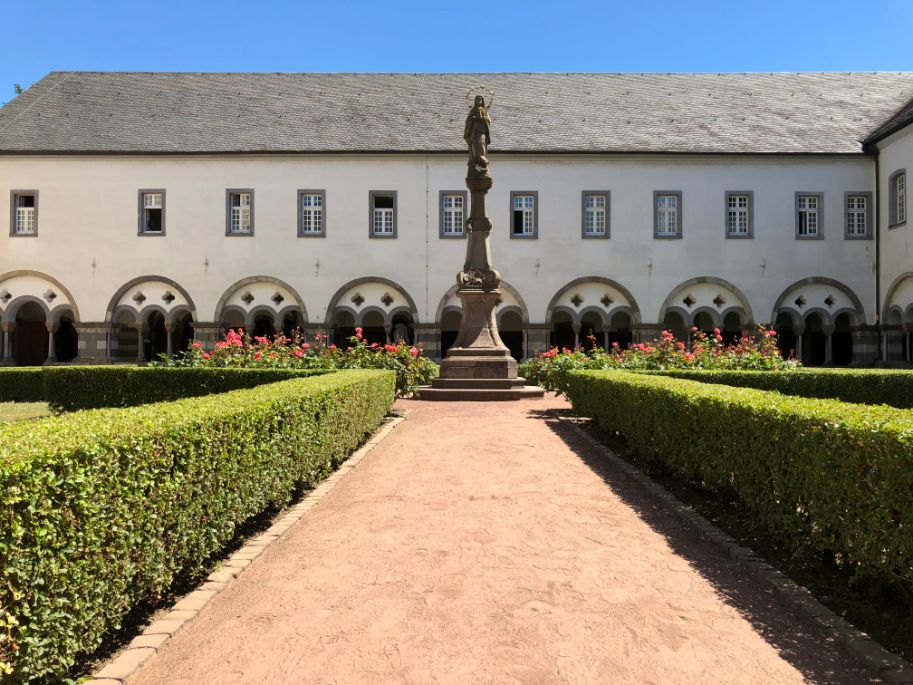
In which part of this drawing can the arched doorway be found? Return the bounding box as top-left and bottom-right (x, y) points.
(579, 311), (604, 351)
(774, 313), (797, 360)
(282, 311), (302, 340)
(144, 311), (168, 362)
(693, 311), (716, 337)
(332, 311), (356, 348)
(252, 313), (274, 340)
(550, 311), (576, 351)
(54, 314), (79, 362)
(13, 302), (48, 366)
(722, 312), (742, 346)
(390, 312), (414, 345)
(608, 311), (633, 350)
(171, 311), (195, 356)
(803, 313), (826, 367)
(220, 309), (245, 336)
(499, 310), (524, 360)
(832, 313), (852, 366)
(440, 310), (461, 356)
(361, 310), (386, 346)
(662, 311), (687, 343)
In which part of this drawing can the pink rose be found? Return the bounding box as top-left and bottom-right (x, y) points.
(715, 335), (723, 343)
(295, 349), (303, 358)
(202, 352), (210, 359)
(301, 342), (310, 349)
(193, 341), (202, 349)
(329, 344), (337, 350)
(254, 351), (262, 360)
(370, 342), (378, 349)
(410, 347), (419, 358)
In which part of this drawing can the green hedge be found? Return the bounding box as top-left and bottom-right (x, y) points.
(0, 369), (45, 403)
(568, 370), (913, 592)
(42, 366), (330, 412)
(0, 369), (394, 682)
(650, 368), (913, 408)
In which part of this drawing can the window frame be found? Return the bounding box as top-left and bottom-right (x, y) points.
(843, 191), (873, 240)
(137, 189), (166, 236)
(889, 169), (907, 229)
(581, 190), (611, 239)
(653, 190), (683, 239)
(9, 190), (39, 237)
(368, 190), (397, 239)
(509, 190), (538, 239)
(296, 189), (326, 238)
(439, 190), (467, 239)
(225, 189), (254, 236)
(724, 190), (754, 239)
(795, 192), (824, 240)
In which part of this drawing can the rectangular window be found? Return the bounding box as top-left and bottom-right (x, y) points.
(10, 191), (37, 235)
(891, 171), (907, 227)
(844, 192), (872, 239)
(796, 193), (822, 238)
(725, 192), (752, 238)
(369, 191), (397, 238)
(298, 190), (325, 236)
(653, 191), (682, 237)
(582, 192), (610, 238)
(226, 190), (253, 235)
(510, 192), (537, 238)
(439, 191), (466, 237)
(139, 190), (165, 235)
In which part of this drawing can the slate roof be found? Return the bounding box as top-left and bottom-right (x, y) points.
(864, 95), (913, 144)
(2, 72), (913, 155)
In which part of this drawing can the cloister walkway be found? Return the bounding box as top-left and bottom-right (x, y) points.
(127, 396), (870, 684)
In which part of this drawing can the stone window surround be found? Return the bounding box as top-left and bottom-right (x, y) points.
(581, 190), (610, 239)
(297, 189), (326, 237)
(843, 191), (873, 240)
(439, 190), (467, 239)
(795, 191), (824, 240)
(138, 189), (166, 236)
(225, 189), (254, 237)
(9, 190), (39, 237)
(509, 190), (538, 240)
(369, 190), (397, 239)
(889, 169), (906, 229)
(724, 190), (754, 239)
(653, 190), (682, 239)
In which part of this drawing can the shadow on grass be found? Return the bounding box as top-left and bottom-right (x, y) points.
(526, 406), (872, 685)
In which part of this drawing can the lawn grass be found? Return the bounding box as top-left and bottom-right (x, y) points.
(0, 401), (52, 423)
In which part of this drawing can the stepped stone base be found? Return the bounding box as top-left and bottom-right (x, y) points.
(417, 348), (544, 401)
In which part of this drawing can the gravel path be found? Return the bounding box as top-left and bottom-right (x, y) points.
(128, 396), (871, 684)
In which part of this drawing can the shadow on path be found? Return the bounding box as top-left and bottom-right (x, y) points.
(528, 407), (870, 685)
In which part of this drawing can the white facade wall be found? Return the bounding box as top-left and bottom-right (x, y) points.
(0, 152), (879, 360)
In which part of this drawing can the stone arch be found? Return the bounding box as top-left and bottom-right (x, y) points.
(0, 270), (80, 322)
(434, 280), (528, 324)
(771, 277), (866, 327)
(4, 295), (52, 323)
(544, 277), (641, 325)
(325, 277), (420, 327)
(105, 275), (197, 322)
(884, 272), (913, 321)
(213, 276), (308, 325)
(356, 305), (388, 327)
(659, 276), (755, 325)
(689, 306), (721, 329)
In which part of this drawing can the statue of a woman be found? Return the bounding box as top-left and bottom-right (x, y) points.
(464, 95), (492, 167)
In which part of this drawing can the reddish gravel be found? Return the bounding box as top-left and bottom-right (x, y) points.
(127, 396), (872, 684)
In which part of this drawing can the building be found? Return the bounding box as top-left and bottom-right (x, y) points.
(0, 72), (912, 366)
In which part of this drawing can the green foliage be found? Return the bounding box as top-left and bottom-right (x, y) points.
(42, 366), (328, 412)
(567, 370), (913, 595)
(653, 368), (913, 409)
(519, 325), (794, 396)
(0, 370), (394, 682)
(0, 369), (45, 403)
(160, 327), (438, 398)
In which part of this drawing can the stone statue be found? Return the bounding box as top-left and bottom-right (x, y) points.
(464, 95), (492, 168)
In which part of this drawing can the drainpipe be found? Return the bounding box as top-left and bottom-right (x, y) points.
(873, 145), (882, 362)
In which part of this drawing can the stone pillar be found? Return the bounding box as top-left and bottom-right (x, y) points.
(1, 322), (16, 366)
(572, 323), (581, 349)
(795, 325), (805, 363)
(602, 325), (611, 351)
(74, 322), (113, 364)
(135, 323), (145, 364)
(44, 322), (57, 365)
(165, 322), (175, 357)
(823, 326), (834, 366)
(849, 326), (879, 366)
(191, 322), (222, 351)
(384, 324), (392, 345)
(883, 332), (890, 362)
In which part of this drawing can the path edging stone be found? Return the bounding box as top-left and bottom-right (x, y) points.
(86, 410), (409, 684)
(552, 411), (913, 684)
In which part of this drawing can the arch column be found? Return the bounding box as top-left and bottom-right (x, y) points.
(1, 322), (15, 366)
(794, 325), (805, 363)
(165, 322), (175, 356)
(44, 322), (57, 365)
(134, 323), (145, 364)
(384, 324), (392, 345)
(823, 325), (835, 366)
(572, 323), (581, 348)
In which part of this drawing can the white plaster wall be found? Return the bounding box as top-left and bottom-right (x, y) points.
(0, 153), (877, 326)
(878, 125), (913, 314)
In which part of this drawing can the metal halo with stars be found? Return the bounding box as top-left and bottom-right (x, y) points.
(464, 85), (495, 110)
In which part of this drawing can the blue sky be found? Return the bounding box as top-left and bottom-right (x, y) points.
(3, 0), (912, 96)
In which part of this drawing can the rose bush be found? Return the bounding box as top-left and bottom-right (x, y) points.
(519, 325), (797, 395)
(158, 327), (438, 398)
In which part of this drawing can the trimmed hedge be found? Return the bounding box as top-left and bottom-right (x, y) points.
(42, 366), (330, 412)
(0, 369), (45, 403)
(0, 369), (394, 682)
(568, 370), (913, 593)
(651, 368), (913, 408)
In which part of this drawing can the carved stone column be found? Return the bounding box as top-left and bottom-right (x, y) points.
(165, 322), (175, 357)
(44, 322), (57, 365)
(823, 325), (835, 366)
(1, 322), (16, 366)
(135, 323), (145, 364)
(794, 325), (805, 363)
